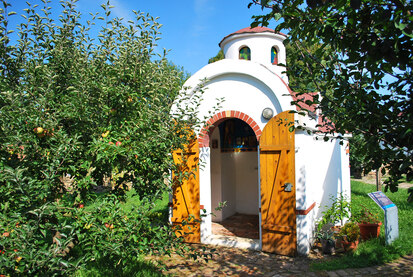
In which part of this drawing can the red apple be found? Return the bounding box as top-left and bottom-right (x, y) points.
(78, 204), (84, 208)
(116, 141), (121, 146)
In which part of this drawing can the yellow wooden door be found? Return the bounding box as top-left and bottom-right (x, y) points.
(171, 138), (200, 243)
(260, 110), (296, 256)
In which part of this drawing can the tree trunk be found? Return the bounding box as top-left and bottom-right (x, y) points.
(376, 167), (382, 191)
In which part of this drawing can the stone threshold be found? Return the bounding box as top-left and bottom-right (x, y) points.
(202, 235), (261, 251)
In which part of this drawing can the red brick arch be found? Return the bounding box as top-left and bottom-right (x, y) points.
(198, 110), (262, 148)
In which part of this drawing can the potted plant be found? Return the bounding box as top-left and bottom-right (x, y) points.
(315, 228), (336, 254)
(354, 206), (382, 241)
(339, 222), (360, 251)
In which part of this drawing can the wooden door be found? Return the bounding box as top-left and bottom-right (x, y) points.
(171, 138), (200, 243)
(260, 111), (296, 255)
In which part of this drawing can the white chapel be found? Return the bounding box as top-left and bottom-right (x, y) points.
(170, 27), (351, 256)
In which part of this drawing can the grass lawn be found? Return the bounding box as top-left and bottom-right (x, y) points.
(311, 180), (413, 271)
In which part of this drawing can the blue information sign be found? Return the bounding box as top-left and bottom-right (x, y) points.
(368, 191), (395, 210)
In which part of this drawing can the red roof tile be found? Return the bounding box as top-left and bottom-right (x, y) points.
(290, 91), (336, 132)
(219, 27), (287, 47)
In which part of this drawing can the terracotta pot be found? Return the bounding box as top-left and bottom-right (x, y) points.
(358, 222), (382, 241)
(342, 240), (359, 252)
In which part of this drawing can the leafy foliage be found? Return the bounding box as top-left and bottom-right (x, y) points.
(208, 49), (225, 64)
(249, 0), (413, 196)
(284, 40), (331, 93)
(353, 205), (381, 224)
(0, 0), (205, 275)
(317, 193), (352, 229)
(339, 222), (360, 243)
(348, 133), (371, 178)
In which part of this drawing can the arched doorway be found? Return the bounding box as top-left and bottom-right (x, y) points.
(175, 110), (297, 255)
(209, 118), (259, 240)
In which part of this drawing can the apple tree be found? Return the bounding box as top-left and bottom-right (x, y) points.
(249, 0), (412, 196)
(0, 0), (206, 275)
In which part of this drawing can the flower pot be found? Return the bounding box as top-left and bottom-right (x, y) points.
(321, 239), (335, 254)
(358, 222), (382, 241)
(335, 237), (343, 249)
(342, 240), (359, 252)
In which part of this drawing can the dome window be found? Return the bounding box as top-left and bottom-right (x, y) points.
(239, 46), (251, 60)
(271, 47), (278, 65)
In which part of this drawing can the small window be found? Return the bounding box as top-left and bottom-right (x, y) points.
(239, 46), (251, 60)
(271, 47), (278, 65)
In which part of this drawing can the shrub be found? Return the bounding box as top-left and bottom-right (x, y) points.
(0, 1), (205, 275)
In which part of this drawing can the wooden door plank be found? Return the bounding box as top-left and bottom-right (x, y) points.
(260, 111), (296, 256)
(172, 136), (200, 243)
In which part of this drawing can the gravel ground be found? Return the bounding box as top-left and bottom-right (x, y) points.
(147, 244), (413, 276)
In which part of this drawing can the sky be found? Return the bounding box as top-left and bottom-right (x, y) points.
(7, 0), (274, 75)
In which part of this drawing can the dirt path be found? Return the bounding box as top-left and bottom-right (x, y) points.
(353, 176), (413, 189)
(149, 244), (413, 276)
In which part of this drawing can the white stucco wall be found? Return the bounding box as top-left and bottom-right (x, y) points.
(199, 146), (212, 240)
(221, 152), (237, 219)
(294, 130), (351, 254)
(177, 59), (296, 135)
(234, 152), (259, 215)
(210, 128), (223, 222)
(220, 32), (288, 82)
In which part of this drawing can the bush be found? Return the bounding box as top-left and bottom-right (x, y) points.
(0, 1), (204, 275)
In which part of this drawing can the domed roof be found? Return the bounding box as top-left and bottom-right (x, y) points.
(219, 26), (287, 47)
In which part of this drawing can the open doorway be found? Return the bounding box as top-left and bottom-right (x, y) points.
(209, 118), (259, 241)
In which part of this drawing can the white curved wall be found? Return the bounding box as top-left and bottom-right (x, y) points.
(221, 32), (287, 81)
(179, 59), (296, 135)
(295, 130), (351, 254)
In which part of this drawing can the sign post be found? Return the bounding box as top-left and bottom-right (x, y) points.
(368, 191), (399, 244)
